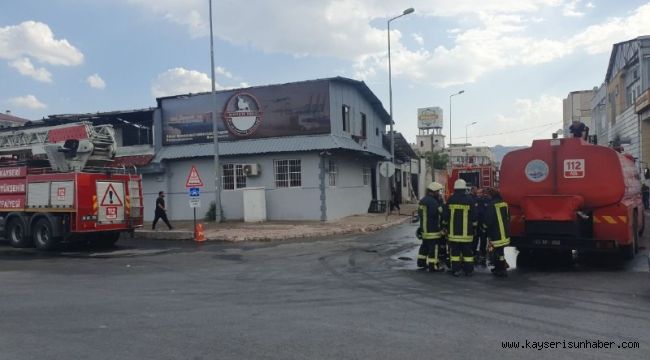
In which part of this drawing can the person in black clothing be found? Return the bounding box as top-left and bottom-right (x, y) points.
(569, 120), (587, 139)
(390, 187), (401, 214)
(417, 182), (447, 272)
(443, 179), (478, 276)
(152, 191), (173, 230)
(642, 183), (650, 210)
(473, 188), (490, 266)
(482, 188), (510, 277)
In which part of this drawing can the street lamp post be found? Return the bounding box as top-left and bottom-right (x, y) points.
(449, 90), (465, 147)
(465, 121), (477, 145)
(209, 0), (222, 223)
(387, 7), (414, 216)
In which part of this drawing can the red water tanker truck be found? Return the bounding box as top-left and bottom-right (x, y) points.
(500, 137), (644, 260)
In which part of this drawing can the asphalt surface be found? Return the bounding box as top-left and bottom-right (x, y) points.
(0, 223), (649, 360)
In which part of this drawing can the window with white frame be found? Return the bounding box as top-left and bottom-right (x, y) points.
(328, 160), (338, 186)
(363, 167), (371, 185)
(222, 164), (246, 190)
(275, 159), (301, 188)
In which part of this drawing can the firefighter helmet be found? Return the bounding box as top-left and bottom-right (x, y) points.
(454, 179), (467, 190)
(427, 182), (443, 192)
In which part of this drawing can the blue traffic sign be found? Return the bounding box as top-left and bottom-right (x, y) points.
(189, 187), (200, 197)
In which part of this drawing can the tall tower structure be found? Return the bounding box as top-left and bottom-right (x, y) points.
(415, 107), (444, 154)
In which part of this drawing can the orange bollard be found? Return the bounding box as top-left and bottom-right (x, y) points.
(194, 223), (206, 242)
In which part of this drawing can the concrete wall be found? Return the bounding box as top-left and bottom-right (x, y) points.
(143, 151), (386, 221)
(324, 154), (375, 220)
(143, 152), (323, 221)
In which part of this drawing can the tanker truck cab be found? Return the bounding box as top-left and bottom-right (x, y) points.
(500, 137), (644, 261)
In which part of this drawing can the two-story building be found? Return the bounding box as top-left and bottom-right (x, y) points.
(144, 77), (393, 221)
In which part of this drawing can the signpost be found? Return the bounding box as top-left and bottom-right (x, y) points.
(186, 166), (204, 240)
(379, 161), (397, 219)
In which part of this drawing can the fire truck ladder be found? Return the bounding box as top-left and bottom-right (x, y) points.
(481, 167), (492, 188)
(0, 122), (117, 171)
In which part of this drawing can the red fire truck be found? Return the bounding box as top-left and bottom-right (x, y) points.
(500, 137), (643, 260)
(0, 122), (143, 250)
(446, 164), (498, 195)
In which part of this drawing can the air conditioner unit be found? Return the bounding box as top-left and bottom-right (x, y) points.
(243, 163), (260, 176)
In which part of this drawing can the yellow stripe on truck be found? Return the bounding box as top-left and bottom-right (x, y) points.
(602, 216), (617, 224)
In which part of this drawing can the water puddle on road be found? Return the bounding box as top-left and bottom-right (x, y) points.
(391, 245), (519, 273)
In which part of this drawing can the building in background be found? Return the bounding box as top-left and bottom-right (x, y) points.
(443, 144), (496, 167)
(563, 90), (595, 138)
(593, 36), (650, 168)
(0, 110), (29, 128)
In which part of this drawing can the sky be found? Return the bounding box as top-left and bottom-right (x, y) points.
(1, 0), (650, 146)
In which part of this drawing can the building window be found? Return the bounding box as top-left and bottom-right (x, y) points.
(360, 113), (367, 138)
(328, 160), (338, 186)
(420, 141), (424, 147)
(376, 128), (379, 136)
(222, 164), (246, 190)
(342, 105), (350, 132)
(402, 172), (407, 187)
(275, 159), (301, 188)
(363, 167), (371, 185)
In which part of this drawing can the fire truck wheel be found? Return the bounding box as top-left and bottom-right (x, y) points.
(6, 217), (32, 248)
(32, 218), (59, 251)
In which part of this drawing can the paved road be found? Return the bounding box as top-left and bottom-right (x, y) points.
(1, 223), (648, 360)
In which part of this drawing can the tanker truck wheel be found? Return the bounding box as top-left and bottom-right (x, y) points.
(621, 214), (639, 260)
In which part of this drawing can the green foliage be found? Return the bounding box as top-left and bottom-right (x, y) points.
(424, 151), (449, 170)
(205, 201), (216, 221)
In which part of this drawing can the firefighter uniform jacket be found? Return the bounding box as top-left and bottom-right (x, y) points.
(418, 194), (444, 240)
(482, 196), (511, 248)
(444, 191), (478, 243)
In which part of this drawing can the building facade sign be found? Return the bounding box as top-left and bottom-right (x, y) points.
(162, 81), (331, 145)
(636, 89), (650, 114)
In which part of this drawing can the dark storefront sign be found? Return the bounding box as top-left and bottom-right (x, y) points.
(162, 81), (331, 145)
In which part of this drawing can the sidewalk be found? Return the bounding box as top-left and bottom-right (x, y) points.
(134, 204), (418, 242)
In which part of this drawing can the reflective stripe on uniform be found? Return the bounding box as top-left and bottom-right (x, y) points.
(462, 256), (474, 263)
(420, 204), (441, 239)
(495, 202), (508, 242)
(450, 255), (461, 262)
(422, 232), (442, 239)
(491, 238), (510, 247)
(448, 236), (473, 243)
(417, 254), (427, 260)
(449, 204), (471, 241)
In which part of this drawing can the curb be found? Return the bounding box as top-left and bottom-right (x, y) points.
(133, 216), (412, 242)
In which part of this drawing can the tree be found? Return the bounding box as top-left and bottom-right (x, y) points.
(424, 151), (449, 170)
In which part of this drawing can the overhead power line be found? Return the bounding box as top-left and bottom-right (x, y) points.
(452, 121), (562, 141)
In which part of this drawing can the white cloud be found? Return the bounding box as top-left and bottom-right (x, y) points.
(8, 94), (47, 110)
(9, 57), (52, 83)
(563, 0), (585, 17)
(127, 1), (650, 87)
(570, 3), (650, 55)
(412, 33), (424, 46)
(488, 95), (563, 145)
(0, 21), (83, 66)
(215, 66), (234, 79)
(86, 73), (106, 89)
(586, 2), (595, 9)
(151, 67), (218, 98)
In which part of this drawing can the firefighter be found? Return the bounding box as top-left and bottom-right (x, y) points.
(474, 188), (490, 266)
(482, 188), (510, 277)
(443, 179), (478, 277)
(417, 182), (446, 271)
